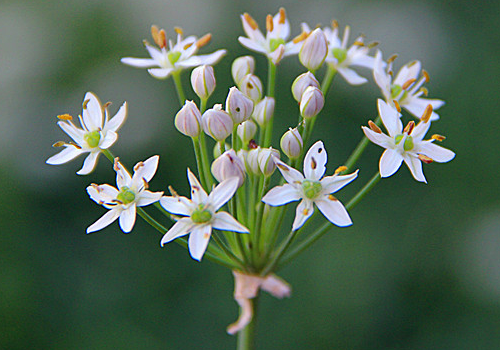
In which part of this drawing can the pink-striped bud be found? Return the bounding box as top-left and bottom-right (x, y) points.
(211, 149), (246, 187)
(300, 86), (324, 119)
(291, 72), (320, 102)
(202, 105), (233, 141)
(239, 74), (263, 102)
(226, 87), (254, 124)
(299, 28), (328, 71)
(174, 100), (202, 137)
(280, 128), (303, 159)
(191, 65), (216, 99)
(232, 56), (255, 86)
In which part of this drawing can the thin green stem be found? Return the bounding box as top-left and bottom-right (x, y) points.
(263, 60), (277, 148)
(321, 65), (337, 96)
(211, 232), (246, 269)
(198, 133), (214, 188)
(172, 71), (186, 106)
(344, 115), (381, 172)
(191, 137), (208, 190)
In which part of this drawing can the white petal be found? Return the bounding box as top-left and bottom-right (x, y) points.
(148, 68), (174, 79)
(119, 205), (136, 233)
(238, 37), (267, 54)
(144, 44), (165, 64)
(303, 141), (327, 181)
(411, 120), (431, 141)
(121, 57), (158, 68)
(274, 159), (304, 184)
(350, 54), (375, 69)
(87, 208), (121, 233)
(337, 67), (367, 85)
(379, 149), (403, 178)
(321, 170), (358, 194)
(262, 183), (301, 206)
(208, 177), (239, 211)
(187, 168), (208, 203)
(178, 50), (227, 68)
(361, 126), (393, 149)
(46, 146), (84, 165)
(283, 41), (301, 56)
(315, 196), (352, 227)
(188, 225), (212, 261)
(99, 130), (117, 149)
(115, 161), (132, 189)
(82, 92), (103, 131)
(403, 154), (426, 183)
(377, 99), (402, 137)
(77, 151), (100, 175)
(212, 212), (249, 233)
(58, 121), (85, 144)
(136, 190), (164, 207)
(417, 142), (455, 163)
(240, 14), (266, 42)
(160, 196), (193, 216)
(394, 60), (421, 86)
(161, 217), (195, 245)
(105, 101), (127, 132)
(404, 97), (443, 121)
(373, 50), (390, 92)
(292, 200), (314, 231)
(268, 45), (285, 64)
(87, 184), (119, 204)
(132, 155), (159, 188)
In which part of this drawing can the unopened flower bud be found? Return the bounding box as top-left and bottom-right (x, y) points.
(211, 149), (246, 187)
(258, 147), (280, 177)
(174, 100), (202, 137)
(291, 72), (320, 102)
(245, 147), (261, 175)
(232, 56), (255, 86)
(299, 28), (328, 71)
(300, 86), (324, 119)
(202, 105), (233, 141)
(280, 128), (303, 159)
(213, 142), (230, 158)
(239, 74), (263, 102)
(252, 97), (275, 127)
(191, 65), (216, 99)
(237, 120), (257, 145)
(226, 87), (254, 124)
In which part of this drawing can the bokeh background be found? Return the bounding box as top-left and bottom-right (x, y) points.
(1, 0), (499, 348)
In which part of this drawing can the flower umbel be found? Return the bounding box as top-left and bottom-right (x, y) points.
(87, 155), (163, 233)
(46, 92), (127, 175)
(160, 169), (249, 261)
(362, 100), (455, 183)
(262, 141), (358, 230)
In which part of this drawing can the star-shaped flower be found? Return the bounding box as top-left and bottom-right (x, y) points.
(238, 8), (303, 65)
(262, 141), (358, 231)
(362, 99), (455, 183)
(373, 50), (444, 121)
(121, 26), (226, 79)
(160, 169), (249, 261)
(87, 155), (164, 233)
(46, 92), (127, 175)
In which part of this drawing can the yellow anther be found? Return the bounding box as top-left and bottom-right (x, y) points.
(278, 8), (286, 24)
(52, 141), (66, 147)
(353, 41), (365, 46)
(57, 114), (73, 121)
(266, 14), (273, 32)
(302, 208), (309, 215)
(328, 194), (338, 201)
(103, 101), (112, 109)
(158, 29), (167, 49)
(421, 104), (433, 123)
(407, 60), (418, 68)
(184, 42), (193, 50)
(142, 177), (149, 190)
(168, 185), (179, 197)
(419, 87), (429, 96)
(368, 120), (382, 134)
(368, 41), (379, 48)
(133, 161), (144, 172)
(196, 33), (211, 48)
(403, 120), (415, 135)
(422, 69), (430, 83)
(151, 25), (159, 44)
(292, 31), (308, 43)
(418, 154), (433, 164)
(243, 13), (259, 30)
(310, 157), (317, 170)
(387, 54), (398, 64)
(431, 134), (446, 142)
(113, 157), (120, 171)
(402, 78), (416, 90)
(277, 163), (289, 171)
(331, 19), (339, 29)
(393, 100), (402, 113)
(174, 27), (183, 35)
(334, 166), (347, 175)
(82, 99), (90, 109)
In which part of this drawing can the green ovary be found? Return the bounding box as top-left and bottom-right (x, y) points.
(84, 131), (101, 148)
(395, 134), (414, 151)
(390, 84), (408, 100)
(168, 51), (181, 65)
(269, 38), (285, 52)
(191, 204), (213, 224)
(302, 180), (323, 200)
(116, 187), (136, 205)
(332, 48), (347, 63)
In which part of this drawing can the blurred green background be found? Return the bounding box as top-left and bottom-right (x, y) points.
(1, 0), (499, 348)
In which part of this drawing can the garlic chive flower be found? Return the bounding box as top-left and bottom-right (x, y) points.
(238, 8), (303, 65)
(46, 92), (127, 175)
(362, 100), (455, 183)
(262, 141), (358, 230)
(299, 28), (328, 71)
(160, 169), (249, 261)
(121, 25), (226, 80)
(87, 156), (163, 233)
(373, 50), (444, 120)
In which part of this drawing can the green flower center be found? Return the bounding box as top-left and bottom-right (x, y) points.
(116, 186), (136, 205)
(269, 38), (285, 52)
(395, 134), (414, 151)
(168, 51), (181, 65)
(302, 180), (323, 200)
(332, 48), (347, 63)
(191, 204), (213, 224)
(390, 84), (408, 100)
(84, 130), (101, 148)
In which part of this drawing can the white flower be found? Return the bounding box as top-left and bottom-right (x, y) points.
(160, 169), (249, 261)
(121, 26), (226, 80)
(238, 8), (303, 65)
(87, 156), (163, 233)
(362, 100), (455, 183)
(46, 92), (127, 175)
(262, 141), (358, 230)
(373, 50), (444, 120)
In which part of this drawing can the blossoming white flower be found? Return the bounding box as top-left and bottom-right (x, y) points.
(302, 22), (376, 85)
(373, 50), (444, 120)
(121, 25), (226, 79)
(160, 169), (249, 261)
(87, 156), (163, 233)
(46, 92), (127, 175)
(238, 8), (304, 65)
(262, 141), (358, 230)
(362, 100), (455, 183)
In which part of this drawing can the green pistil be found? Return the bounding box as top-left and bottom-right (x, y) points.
(269, 38), (285, 52)
(302, 180), (323, 200)
(168, 51), (181, 65)
(390, 84), (408, 100)
(332, 48), (347, 63)
(191, 204), (213, 224)
(395, 134), (414, 151)
(116, 186), (136, 205)
(84, 130), (101, 148)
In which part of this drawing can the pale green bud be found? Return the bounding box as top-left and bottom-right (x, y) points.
(245, 147), (261, 175)
(237, 120), (257, 145)
(231, 56), (255, 86)
(226, 86), (254, 124)
(202, 105), (233, 141)
(211, 149), (246, 187)
(238, 74), (263, 102)
(174, 100), (202, 137)
(280, 128), (303, 159)
(191, 65), (216, 100)
(300, 86), (324, 119)
(258, 147), (280, 177)
(299, 28), (328, 71)
(252, 97), (275, 127)
(291, 72), (320, 102)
